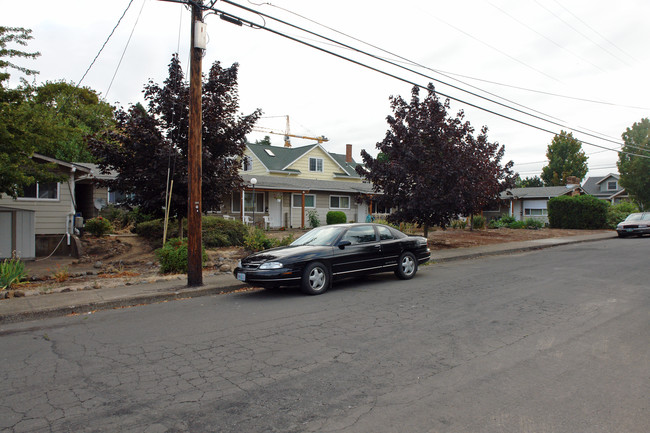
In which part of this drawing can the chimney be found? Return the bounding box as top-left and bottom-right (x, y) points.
(346, 144), (353, 163)
(566, 176), (580, 186)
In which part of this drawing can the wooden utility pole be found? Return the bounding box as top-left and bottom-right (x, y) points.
(187, 0), (204, 286)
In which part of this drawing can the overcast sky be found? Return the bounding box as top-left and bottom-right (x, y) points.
(4, 0), (649, 180)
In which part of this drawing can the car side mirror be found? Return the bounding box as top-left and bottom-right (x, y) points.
(337, 240), (351, 249)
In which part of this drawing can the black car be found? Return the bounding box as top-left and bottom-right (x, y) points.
(616, 212), (650, 237)
(233, 223), (431, 295)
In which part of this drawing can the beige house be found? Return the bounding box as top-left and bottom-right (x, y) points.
(219, 142), (376, 228)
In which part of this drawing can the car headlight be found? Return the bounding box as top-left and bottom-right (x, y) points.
(237, 260), (242, 268)
(259, 261), (283, 270)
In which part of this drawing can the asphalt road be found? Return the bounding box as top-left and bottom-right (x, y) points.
(1, 238), (648, 433)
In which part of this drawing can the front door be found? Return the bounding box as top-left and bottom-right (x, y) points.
(268, 195), (282, 228)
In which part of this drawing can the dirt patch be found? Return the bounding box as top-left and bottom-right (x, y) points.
(7, 227), (611, 298)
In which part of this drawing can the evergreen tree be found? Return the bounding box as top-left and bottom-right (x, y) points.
(541, 131), (588, 186)
(617, 118), (650, 210)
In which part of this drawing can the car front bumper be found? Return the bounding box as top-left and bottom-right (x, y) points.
(233, 266), (302, 287)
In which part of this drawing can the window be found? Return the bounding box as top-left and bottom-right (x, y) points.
(108, 189), (127, 204)
(309, 157), (323, 172)
(377, 226), (394, 240)
(330, 195), (350, 209)
(292, 194), (315, 208)
(341, 226), (377, 245)
(524, 208), (547, 216)
(242, 156), (253, 172)
(607, 181), (617, 190)
(232, 192), (264, 212)
(20, 182), (59, 200)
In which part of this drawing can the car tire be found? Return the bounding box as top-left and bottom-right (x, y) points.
(395, 251), (417, 280)
(617, 232), (627, 238)
(300, 262), (329, 295)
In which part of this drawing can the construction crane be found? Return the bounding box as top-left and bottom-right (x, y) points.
(253, 115), (328, 147)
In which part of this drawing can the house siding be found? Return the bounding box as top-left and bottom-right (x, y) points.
(286, 147), (351, 181)
(242, 149), (269, 176)
(0, 177), (76, 235)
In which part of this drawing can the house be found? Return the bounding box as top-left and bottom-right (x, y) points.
(582, 173), (629, 204)
(220, 142), (375, 228)
(74, 163), (123, 220)
(0, 154), (91, 258)
(492, 184), (585, 224)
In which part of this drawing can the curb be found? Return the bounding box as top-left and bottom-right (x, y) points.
(431, 234), (615, 263)
(0, 282), (248, 325)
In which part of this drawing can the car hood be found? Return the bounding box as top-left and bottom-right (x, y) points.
(242, 245), (333, 264)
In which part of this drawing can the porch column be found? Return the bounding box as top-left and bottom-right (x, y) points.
(301, 191), (305, 229)
(241, 190), (245, 222)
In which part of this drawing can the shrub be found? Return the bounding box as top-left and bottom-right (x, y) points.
(508, 220), (526, 229)
(451, 219), (467, 229)
(548, 195), (608, 229)
(524, 218), (543, 229)
(134, 219), (170, 243)
(307, 210), (321, 228)
(202, 216), (247, 247)
(374, 218), (399, 230)
(0, 254), (27, 290)
(472, 215), (486, 230)
(244, 227), (274, 252)
(326, 211), (347, 225)
(606, 201), (639, 229)
(273, 234), (295, 247)
(156, 238), (206, 274)
(137, 216), (248, 247)
(85, 216), (113, 237)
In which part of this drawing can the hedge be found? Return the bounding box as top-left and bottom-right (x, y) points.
(548, 195), (608, 229)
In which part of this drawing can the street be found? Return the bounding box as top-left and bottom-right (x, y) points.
(1, 238), (648, 432)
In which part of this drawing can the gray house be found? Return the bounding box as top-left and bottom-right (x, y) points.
(582, 173), (629, 204)
(0, 154), (91, 258)
(492, 184), (585, 224)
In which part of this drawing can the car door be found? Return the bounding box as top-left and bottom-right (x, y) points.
(376, 225), (402, 270)
(330, 225), (382, 278)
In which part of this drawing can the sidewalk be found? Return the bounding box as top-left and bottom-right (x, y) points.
(0, 232), (615, 325)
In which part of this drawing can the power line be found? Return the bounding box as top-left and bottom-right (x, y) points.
(212, 1), (650, 157)
(532, 0), (631, 67)
(181, 0), (650, 160)
(78, 0), (135, 86)
(551, 0), (638, 63)
(106, 0), (147, 98)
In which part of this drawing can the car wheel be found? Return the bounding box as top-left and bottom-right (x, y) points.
(300, 262), (329, 295)
(617, 232), (627, 238)
(395, 252), (417, 280)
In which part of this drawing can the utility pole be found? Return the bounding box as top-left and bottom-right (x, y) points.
(187, 0), (204, 286)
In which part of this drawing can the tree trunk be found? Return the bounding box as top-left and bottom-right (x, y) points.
(178, 218), (183, 240)
(423, 223), (429, 238)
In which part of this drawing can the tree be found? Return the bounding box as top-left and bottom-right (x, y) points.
(540, 131), (588, 186)
(0, 26), (40, 82)
(0, 26), (54, 198)
(1, 27), (113, 197)
(515, 175), (544, 188)
(356, 84), (515, 235)
(89, 55), (261, 220)
(255, 135), (272, 146)
(617, 118), (650, 210)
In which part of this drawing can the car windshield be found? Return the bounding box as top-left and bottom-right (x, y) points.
(625, 213), (643, 221)
(290, 226), (345, 246)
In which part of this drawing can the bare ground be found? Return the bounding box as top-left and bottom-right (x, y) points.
(8, 227), (610, 297)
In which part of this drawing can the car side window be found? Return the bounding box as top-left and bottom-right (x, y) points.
(643, 214), (650, 221)
(342, 226), (377, 245)
(377, 226), (394, 240)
